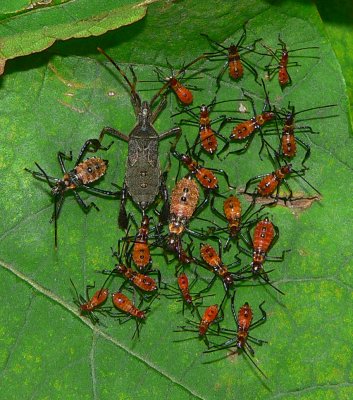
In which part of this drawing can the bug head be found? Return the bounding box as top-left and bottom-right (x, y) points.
(139, 101), (152, 127)
(223, 273), (234, 288)
(199, 104), (209, 117)
(166, 232), (180, 252)
(280, 163), (292, 175)
(51, 180), (66, 196)
(251, 260), (263, 274)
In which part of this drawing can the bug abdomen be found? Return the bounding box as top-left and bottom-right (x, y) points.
(126, 136), (161, 208)
(253, 218), (275, 253)
(112, 292), (146, 318)
(281, 133), (296, 157)
(170, 177), (199, 219)
(74, 157), (108, 185)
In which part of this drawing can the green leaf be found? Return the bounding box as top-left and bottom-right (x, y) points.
(316, 0), (353, 128)
(1, 1), (353, 399)
(0, 0), (154, 75)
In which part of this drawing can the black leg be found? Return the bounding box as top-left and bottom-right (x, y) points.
(25, 165), (58, 185)
(159, 126), (181, 141)
(118, 183), (129, 229)
(73, 190), (99, 213)
(58, 150), (72, 174)
(81, 184), (120, 197)
(75, 138), (113, 165)
(99, 126), (129, 143)
(151, 94), (167, 123)
(159, 171), (170, 225)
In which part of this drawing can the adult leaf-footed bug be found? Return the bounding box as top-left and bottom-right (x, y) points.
(97, 48), (182, 229)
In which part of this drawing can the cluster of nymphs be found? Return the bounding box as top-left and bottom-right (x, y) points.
(26, 25), (335, 378)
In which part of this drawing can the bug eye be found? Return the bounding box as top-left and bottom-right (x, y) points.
(87, 167), (93, 173)
(95, 164), (100, 170)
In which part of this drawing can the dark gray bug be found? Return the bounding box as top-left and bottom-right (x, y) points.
(97, 47), (182, 229)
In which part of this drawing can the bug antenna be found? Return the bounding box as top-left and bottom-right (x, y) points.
(261, 42), (278, 59)
(150, 81), (170, 108)
(171, 105), (198, 117)
(184, 137), (193, 155)
(97, 48), (135, 94)
(54, 200), (58, 249)
(292, 168), (322, 196)
(98, 271), (114, 297)
(277, 34), (285, 48)
(34, 162), (54, 189)
(53, 194), (65, 249)
(235, 22), (247, 48)
(259, 274), (285, 295)
(293, 104), (338, 116)
(70, 278), (81, 305)
(242, 346), (268, 379)
(200, 33), (228, 51)
(217, 140), (231, 159)
(261, 79), (271, 111)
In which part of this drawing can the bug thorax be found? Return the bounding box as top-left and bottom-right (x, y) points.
(166, 233), (191, 263)
(138, 101), (152, 130)
(228, 44), (238, 55)
(251, 260), (264, 274)
(281, 49), (289, 61)
(136, 215), (149, 240)
(279, 164), (292, 177)
(51, 174), (74, 196)
(114, 263), (127, 274)
(256, 112), (275, 125)
(285, 110), (294, 125)
(236, 331), (248, 348)
(229, 223), (241, 237)
(167, 76), (177, 86)
(168, 214), (187, 236)
(141, 214), (149, 229)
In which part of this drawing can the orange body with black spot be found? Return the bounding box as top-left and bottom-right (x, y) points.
(230, 112), (275, 140)
(132, 215), (151, 270)
(112, 292), (146, 319)
(278, 50), (289, 86)
(281, 113), (296, 157)
(169, 177), (199, 235)
(223, 195), (242, 237)
(200, 243), (234, 287)
(114, 263), (157, 292)
(80, 288), (109, 312)
(257, 165), (292, 197)
(179, 154), (218, 190)
(177, 273), (192, 304)
(228, 45), (244, 80)
(252, 218), (275, 273)
(199, 105), (218, 153)
(168, 177), (199, 261)
(74, 157), (108, 185)
(237, 302), (253, 348)
(199, 304), (219, 336)
(200, 243), (222, 268)
(169, 77), (193, 105)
